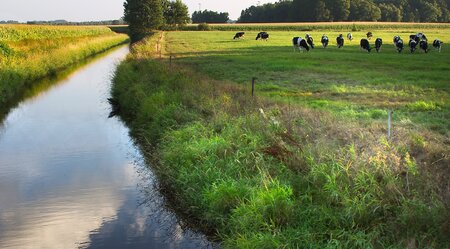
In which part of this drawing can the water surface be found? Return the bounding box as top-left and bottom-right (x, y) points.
(0, 46), (213, 249)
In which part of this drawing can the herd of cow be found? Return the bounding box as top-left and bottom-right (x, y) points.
(232, 31), (444, 54)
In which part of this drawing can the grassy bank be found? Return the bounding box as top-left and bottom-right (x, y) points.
(0, 25), (129, 104)
(112, 29), (449, 248)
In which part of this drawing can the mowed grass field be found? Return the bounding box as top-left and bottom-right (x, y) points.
(0, 25), (128, 105)
(165, 29), (450, 135)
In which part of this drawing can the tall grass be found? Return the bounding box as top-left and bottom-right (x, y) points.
(0, 25), (129, 104)
(112, 33), (449, 248)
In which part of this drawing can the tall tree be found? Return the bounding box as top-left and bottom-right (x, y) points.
(315, 0), (332, 21)
(192, 10), (229, 23)
(164, 0), (190, 27)
(378, 3), (402, 21)
(327, 0), (350, 21)
(124, 0), (163, 41)
(349, 0), (381, 21)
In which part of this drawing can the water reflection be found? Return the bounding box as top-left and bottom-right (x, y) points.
(0, 46), (215, 248)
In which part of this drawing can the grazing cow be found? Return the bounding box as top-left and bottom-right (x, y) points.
(419, 40), (429, 53)
(409, 39), (418, 53)
(375, 38), (383, 53)
(305, 34), (315, 49)
(433, 39), (443, 52)
(366, 32), (373, 39)
(347, 33), (353, 41)
(336, 34), (344, 48)
(396, 38), (404, 53)
(233, 32), (245, 39)
(293, 37), (309, 52)
(393, 36), (401, 46)
(360, 39), (371, 52)
(321, 35), (329, 48)
(256, 32), (269, 41)
(409, 34), (420, 44)
(416, 32), (427, 41)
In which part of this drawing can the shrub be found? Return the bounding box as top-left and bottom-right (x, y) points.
(197, 22), (210, 31)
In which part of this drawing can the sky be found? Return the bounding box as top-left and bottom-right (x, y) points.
(0, 0), (276, 22)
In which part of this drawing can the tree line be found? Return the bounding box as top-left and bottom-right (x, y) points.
(238, 0), (450, 23)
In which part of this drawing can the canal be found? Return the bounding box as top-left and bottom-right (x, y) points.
(0, 46), (213, 249)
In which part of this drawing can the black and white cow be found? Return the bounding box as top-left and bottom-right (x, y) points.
(293, 37), (309, 52)
(366, 32), (373, 39)
(347, 33), (353, 41)
(409, 33), (427, 44)
(409, 39), (418, 53)
(321, 35), (329, 48)
(305, 34), (315, 49)
(360, 38), (371, 52)
(375, 38), (382, 53)
(233, 32), (245, 39)
(336, 34), (344, 48)
(256, 32), (269, 41)
(396, 38), (404, 53)
(419, 40), (429, 53)
(433, 39), (443, 52)
(393, 36), (401, 47)
(409, 34), (420, 44)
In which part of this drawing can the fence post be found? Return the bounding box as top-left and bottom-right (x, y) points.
(388, 110), (393, 139)
(252, 77), (257, 97)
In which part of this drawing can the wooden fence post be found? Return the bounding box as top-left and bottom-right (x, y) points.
(388, 110), (393, 139)
(252, 77), (257, 97)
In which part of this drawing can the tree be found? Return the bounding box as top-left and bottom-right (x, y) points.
(163, 0), (190, 27)
(315, 0), (332, 21)
(421, 1), (442, 22)
(124, 0), (163, 41)
(349, 0), (381, 21)
(192, 10), (229, 23)
(326, 0), (350, 21)
(378, 3), (402, 21)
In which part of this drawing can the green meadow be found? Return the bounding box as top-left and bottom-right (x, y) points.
(165, 30), (450, 135)
(113, 24), (449, 248)
(0, 25), (129, 104)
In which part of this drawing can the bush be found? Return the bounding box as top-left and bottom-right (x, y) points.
(197, 22), (210, 31)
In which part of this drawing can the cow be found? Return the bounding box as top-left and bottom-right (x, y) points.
(256, 32), (269, 41)
(433, 39), (443, 52)
(416, 32), (427, 41)
(347, 33), (353, 41)
(375, 38), (383, 53)
(419, 40), (429, 53)
(396, 38), (404, 53)
(366, 32), (373, 39)
(293, 37), (309, 52)
(233, 32), (245, 39)
(336, 34), (344, 48)
(321, 35), (329, 48)
(409, 39), (418, 53)
(393, 36), (401, 47)
(409, 34), (420, 44)
(360, 39), (371, 52)
(305, 34), (315, 49)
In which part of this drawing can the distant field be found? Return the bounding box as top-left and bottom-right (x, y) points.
(165, 29), (450, 135)
(0, 25), (128, 104)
